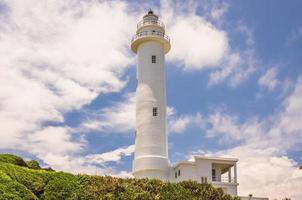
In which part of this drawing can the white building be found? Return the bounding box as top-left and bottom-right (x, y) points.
(170, 156), (238, 196)
(130, 10), (268, 200)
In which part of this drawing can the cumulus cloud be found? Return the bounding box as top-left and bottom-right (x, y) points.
(0, 0), (138, 174)
(168, 113), (204, 134)
(258, 68), (279, 91)
(40, 144), (134, 176)
(167, 15), (228, 70)
(213, 146), (302, 199)
(208, 24), (257, 87)
(210, 3), (229, 21)
(80, 93), (136, 134)
(206, 111), (264, 144)
(160, 0), (229, 70)
(84, 145), (135, 165)
(159, 0), (257, 87)
(186, 75), (302, 199)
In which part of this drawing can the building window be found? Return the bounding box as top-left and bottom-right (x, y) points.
(151, 55), (156, 63)
(153, 107), (157, 116)
(178, 169), (180, 176)
(175, 172), (177, 178)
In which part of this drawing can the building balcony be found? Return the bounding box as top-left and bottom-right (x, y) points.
(212, 176), (236, 184)
(137, 19), (165, 29)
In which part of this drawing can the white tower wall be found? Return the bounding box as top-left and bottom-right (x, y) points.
(131, 11), (171, 181)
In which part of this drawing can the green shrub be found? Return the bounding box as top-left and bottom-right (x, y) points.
(41, 172), (78, 200)
(0, 154), (241, 200)
(0, 162), (51, 197)
(26, 160), (41, 170)
(0, 171), (38, 200)
(0, 154), (27, 167)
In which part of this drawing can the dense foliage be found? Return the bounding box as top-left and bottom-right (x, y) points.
(0, 153), (240, 200)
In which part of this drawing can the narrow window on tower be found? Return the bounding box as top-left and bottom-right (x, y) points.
(153, 107), (157, 116)
(151, 55), (156, 63)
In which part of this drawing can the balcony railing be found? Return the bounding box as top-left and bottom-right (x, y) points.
(212, 176), (235, 183)
(137, 19), (165, 29)
(131, 30), (170, 43)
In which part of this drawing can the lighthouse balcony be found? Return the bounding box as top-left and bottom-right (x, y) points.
(131, 30), (171, 54)
(137, 19), (165, 29)
(132, 30), (170, 43)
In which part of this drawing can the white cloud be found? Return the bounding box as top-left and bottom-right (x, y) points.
(0, 0), (139, 174)
(210, 3), (229, 21)
(160, 0), (229, 70)
(80, 93), (136, 133)
(167, 15), (229, 70)
(258, 68), (279, 91)
(214, 146), (302, 200)
(208, 53), (241, 86)
(208, 25), (257, 87)
(168, 113), (204, 134)
(40, 144), (134, 176)
(159, 1), (256, 87)
(84, 145), (135, 165)
(186, 75), (302, 199)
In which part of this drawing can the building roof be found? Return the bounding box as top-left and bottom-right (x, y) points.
(194, 156), (238, 162)
(172, 156), (238, 169)
(173, 161), (195, 169)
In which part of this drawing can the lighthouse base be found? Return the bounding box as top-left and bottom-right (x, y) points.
(133, 156), (169, 181)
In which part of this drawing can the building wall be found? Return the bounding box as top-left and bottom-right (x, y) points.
(195, 159), (212, 182)
(212, 182), (238, 196)
(172, 164), (197, 182)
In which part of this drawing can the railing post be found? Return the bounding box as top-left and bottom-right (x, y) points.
(234, 164), (237, 184)
(228, 168), (232, 183)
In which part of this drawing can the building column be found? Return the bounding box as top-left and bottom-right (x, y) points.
(228, 168), (232, 183)
(234, 164), (237, 183)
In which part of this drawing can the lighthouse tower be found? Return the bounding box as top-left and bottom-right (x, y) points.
(131, 10), (171, 181)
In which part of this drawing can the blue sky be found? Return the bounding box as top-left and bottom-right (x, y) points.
(0, 0), (302, 199)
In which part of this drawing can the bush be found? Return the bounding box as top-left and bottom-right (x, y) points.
(0, 171), (38, 200)
(41, 172), (78, 200)
(26, 160), (41, 170)
(0, 154), (27, 167)
(0, 162), (51, 198)
(0, 154), (241, 200)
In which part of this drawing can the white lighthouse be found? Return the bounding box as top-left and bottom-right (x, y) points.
(129, 11), (268, 200)
(131, 10), (171, 181)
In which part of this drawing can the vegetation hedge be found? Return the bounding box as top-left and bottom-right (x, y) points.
(26, 160), (41, 170)
(0, 153), (240, 200)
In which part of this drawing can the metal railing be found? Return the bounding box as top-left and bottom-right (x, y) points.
(131, 30), (170, 43)
(212, 176), (235, 183)
(137, 19), (165, 29)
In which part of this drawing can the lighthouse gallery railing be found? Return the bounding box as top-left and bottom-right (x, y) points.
(137, 19), (165, 29)
(131, 30), (170, 43)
